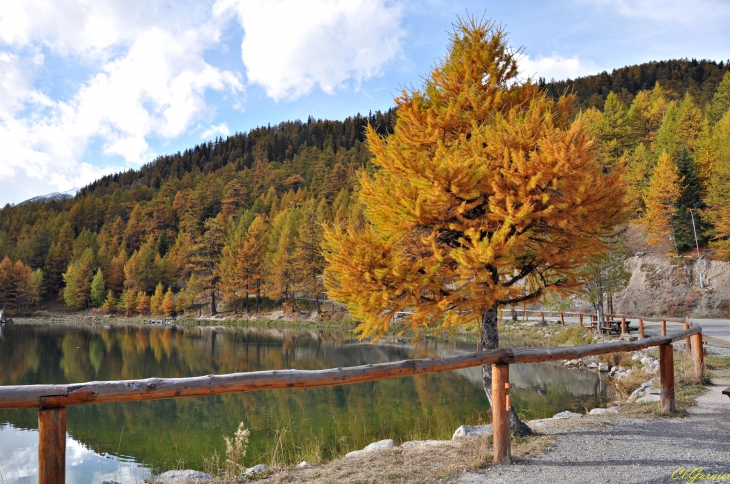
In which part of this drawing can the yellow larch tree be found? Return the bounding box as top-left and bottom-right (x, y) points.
(643, 152), (683, 249)
(323, 18), (627, 436)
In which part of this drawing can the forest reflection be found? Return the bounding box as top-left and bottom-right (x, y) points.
(0, 323), (611, 474)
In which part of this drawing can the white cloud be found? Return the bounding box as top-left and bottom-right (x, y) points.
(0, 1), (244, 204)
(519, 53), (598, 82)
(201, 122), (231, 139)
(216, 0), (405, 101)
(579, 0), (730, 25)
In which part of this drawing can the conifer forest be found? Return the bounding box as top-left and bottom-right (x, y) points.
(1, 55), (729, 320)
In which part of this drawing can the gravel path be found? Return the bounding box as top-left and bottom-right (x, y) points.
(456, 378), (730, 484)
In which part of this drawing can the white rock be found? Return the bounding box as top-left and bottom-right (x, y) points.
(452, 424), (493, 439)
(632, 353), (642, 361)
(296, 461), (316, 469)
(599, 363), (610, 372)
(401, 441), (418, 448)
(154, 470), (213, 483)
(626, 380), (655, 403)
(345, 439), (396, 458)
(552, 411), (583, 419)
(587, 363), (599, 369)
(636, 394), (661, 403)
(244, 464), (269, 475)
(589, 407), (619, 415)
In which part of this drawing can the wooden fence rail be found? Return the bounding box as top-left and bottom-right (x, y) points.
(0, 320), (705, 482)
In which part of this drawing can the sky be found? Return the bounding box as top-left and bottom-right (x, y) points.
(1, 0), (729, 206)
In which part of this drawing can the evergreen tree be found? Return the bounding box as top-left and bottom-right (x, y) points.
(705, 110), (730, 259)
(136, 291), (151, 315)
(323, 18), (627, 437)
(190, 218), (225, 315)
(150, 282), (165, 315)
(102, 290), (117, 313)
(707, 72), (730, 125)
(238, 215), (268, 313)
(90, 268), (106, 307)
(643, 153), (683, 251)
(162, 287), (176, 316)
(673, 147), (706, 252)
(294, 199), (325, 312)
(63, 249), (95, 310)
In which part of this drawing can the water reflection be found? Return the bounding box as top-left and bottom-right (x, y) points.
(0, 323), (611, 480)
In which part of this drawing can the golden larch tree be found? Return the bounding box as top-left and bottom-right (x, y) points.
(323, 18), (627, 435)
(643, 152), (683, 249)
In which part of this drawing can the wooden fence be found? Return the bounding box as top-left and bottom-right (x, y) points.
(0, 315), (705, 482)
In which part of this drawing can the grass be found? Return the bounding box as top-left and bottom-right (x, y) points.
(498, 321), (594, 349)
(616, 348), (710, 418)
(706, 355), (730, 370)
(252, 433), (555, 484)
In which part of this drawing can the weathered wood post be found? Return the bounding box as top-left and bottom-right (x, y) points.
(578, 313), (583, 327)
(540, 311), (545, 324)
(684, 322), (691, 353)
(560, 313), (565, 325)
(661, 320), (666, 336)
(639, 319), (644, 339)
(621, 316), (626, 335)
(523, 305), (527, 321)
(659, 343), (675, 414)
(691, 331), (704, 379)
(39, 407), (66, 484)
(491, 363), (511, 465)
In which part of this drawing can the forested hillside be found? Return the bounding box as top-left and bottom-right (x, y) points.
(0, 60), (729, 318)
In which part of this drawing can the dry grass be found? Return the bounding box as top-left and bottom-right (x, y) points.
(618, 349), (708, 418)
(251, 434), (554, 484)
(598, 351), (631, 368)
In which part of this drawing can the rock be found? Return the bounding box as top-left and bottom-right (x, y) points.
(632, 353), (643, 361)
(452, 424), (493, 439)
(345, 439), (396, 458)
(620, 335), (637, 341)
(296, 461), (316, 469)
(635, 251), (645, 257)
(589, 407), (619, 415)
(363, 439), (395, 451)
(244, 464), (270, 475)
(587, 363), (599, 369)
(627, 380), (655, 403)
(94, 481), (121, 484)
(401, 441), (418, 448)
(153, 470), (213, 483)
(636, 394), (661, 403)
(552, 411), (583, 419)
(598, 363), (610, 372)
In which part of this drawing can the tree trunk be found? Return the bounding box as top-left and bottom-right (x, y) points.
(210, 292), (217, 316)
(245, 290), (249, 314)
(480, 303), (533, 437)
(315, 295), (321, 314)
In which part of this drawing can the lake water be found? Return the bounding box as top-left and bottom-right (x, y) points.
(0, 322), (612, 483)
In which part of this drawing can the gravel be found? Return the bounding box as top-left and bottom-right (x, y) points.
(456, 379), (730, 484)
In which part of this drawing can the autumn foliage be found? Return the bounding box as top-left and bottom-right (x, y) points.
(323, 19), (628, 339)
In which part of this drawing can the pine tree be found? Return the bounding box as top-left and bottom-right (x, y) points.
(136, 291), (151, 315)
(150, 282), (165, 315)
(266, 210), (299, 303)
(643, 152), (683, 250)
(323, 18), (627, 437)
(102, 290), (117, 313)
(162, 287), (176, 316)
(673, 147), (705, 252)
(0, 256), (15, 310)
(190, 218), (224, 315)
(238, 215), (268, 313)
(62, 249), (95, 310)
(294, 199), (325, 312)
(90, 268), (106, 307)
(707, 72), (730, 125)
(705, 110), (730, 260)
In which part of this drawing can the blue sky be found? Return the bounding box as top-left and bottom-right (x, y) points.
(1, 0), (729, 205)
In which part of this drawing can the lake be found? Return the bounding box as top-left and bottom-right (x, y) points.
(0, 321), (612, 483)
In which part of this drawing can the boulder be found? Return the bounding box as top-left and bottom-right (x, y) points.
(588, 407), (619, 415)
(636, 394), (661, 403)
(153, 470), (213, 483)
(587, 363), (599, 369)
(244, 464), (270, 475)
(452, 424), (493, 439)
(626, 380), (654, 402)
(345, 439), (396, 458)
(296, 461), (316, 469)
(598, 363), (610, 372)
(552, 411), (583, 419)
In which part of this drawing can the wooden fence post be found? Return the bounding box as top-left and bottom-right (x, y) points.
(639, 319), (644, 339)
(491, 363), (511, 465)
(691, 333), (704, 378)
(661, 320), (666, 336)
(579, 313), (583, 327)
(659, 344), (675, 414)
(684, 322), (691, 353)
(523, 305), (527, 321)
(560, 313), (565, 325)
(39, 407), (66, 484)
(621, 316), (626, 335)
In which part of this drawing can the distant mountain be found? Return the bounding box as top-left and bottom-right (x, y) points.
(541, 58), (730, 109)
(16, 187), (78, 206)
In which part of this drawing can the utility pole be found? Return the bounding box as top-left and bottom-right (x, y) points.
(689, 208), (703, 289)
